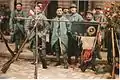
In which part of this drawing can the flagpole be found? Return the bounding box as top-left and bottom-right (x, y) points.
(77, 0), (80, 13)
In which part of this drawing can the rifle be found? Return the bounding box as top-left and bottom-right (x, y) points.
(1, 1), (50, 74)
(1, 18), (40, 73)
(111, 28), (115, 79)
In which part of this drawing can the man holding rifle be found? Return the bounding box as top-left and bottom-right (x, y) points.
(26, 4), (50, 69)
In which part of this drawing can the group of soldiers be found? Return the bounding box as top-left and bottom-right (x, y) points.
(0, 2), (119, 74)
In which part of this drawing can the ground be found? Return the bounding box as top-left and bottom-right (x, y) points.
(0, 36), (119, 79)
(0, 57), (116, 79)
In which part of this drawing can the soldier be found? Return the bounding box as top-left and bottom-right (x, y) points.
(94, 6), (107, 51)
(37, 2), (45, 15)
(85, 11), (96, 22)
(68, 4), (84, 65)
(93, 6), (107, 59)
(9, 3), (26, 52)
(51, 7), (70, 69)
(63, 6), (70, 19)
(25, 5), (49, 69)
(69, 4), (83, 21)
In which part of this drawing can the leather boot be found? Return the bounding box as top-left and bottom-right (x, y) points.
(68, 57), (72, 65)
(75, 57), (79, 65)
(64, 59), (68, 69)
(41, 59), (47, 69)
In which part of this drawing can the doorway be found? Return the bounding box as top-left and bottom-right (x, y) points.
(47, 1), (58, 19)
(79, 1), (88, 12)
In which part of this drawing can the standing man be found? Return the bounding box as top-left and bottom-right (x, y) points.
(93, 6), (107, 59)
(94, 6), (107, 51)
(68, 4), (84, 65)
(51, 7), (70, 69)
(26, 5), (49, 69)
(9, 3), (26, 53)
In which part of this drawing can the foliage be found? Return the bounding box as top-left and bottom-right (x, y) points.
(105, 2), (120, 32)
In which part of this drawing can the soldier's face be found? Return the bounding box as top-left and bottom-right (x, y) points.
(16, 4), (22, 10)
(70, 8), (77, 14)
(96, 9), (101, 14)
(34, 6), (42, 13)
(63, 8), (69, 13)
(38, 3), (43, 10)
(86, 13), (93, 20)
(56, 8), (63, 16)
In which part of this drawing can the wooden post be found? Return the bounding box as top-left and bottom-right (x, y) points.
(111, 28), (115, 79)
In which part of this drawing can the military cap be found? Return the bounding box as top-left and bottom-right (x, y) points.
(16, 3), (22, 6)
(63, 6), (69, 9)
(95, 6), (102, 10)
(70, 4), (77, 8)
(86, 10), (93, 15)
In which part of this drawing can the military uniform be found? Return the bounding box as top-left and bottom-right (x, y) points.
(93, 6), (107, 59)
(68, 4), (84, 64)
(51, 16), (70, 68)
(94, 6), (107, 50)
(9, 9), (26, 52)
(25, 12), (49, 69)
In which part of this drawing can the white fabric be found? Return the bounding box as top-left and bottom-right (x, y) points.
(81, 36), (95, 49)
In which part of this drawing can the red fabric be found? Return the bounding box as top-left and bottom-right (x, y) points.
(83, 49), (92, 63)
(42, 0), (50, 10)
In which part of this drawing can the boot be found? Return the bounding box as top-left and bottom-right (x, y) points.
(64, 59), (68, 69)
(41, 59), (47, 69)
(75, 57), (79, 65)
(68, 57), (72, 65)
(96, 50), (102, 59)
(55, 52), (61, 66)
(64, 64), (68, 69)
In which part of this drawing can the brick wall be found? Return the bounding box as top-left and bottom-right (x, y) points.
(58, 0), (72, 8)
(0, 0), (8, 5)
